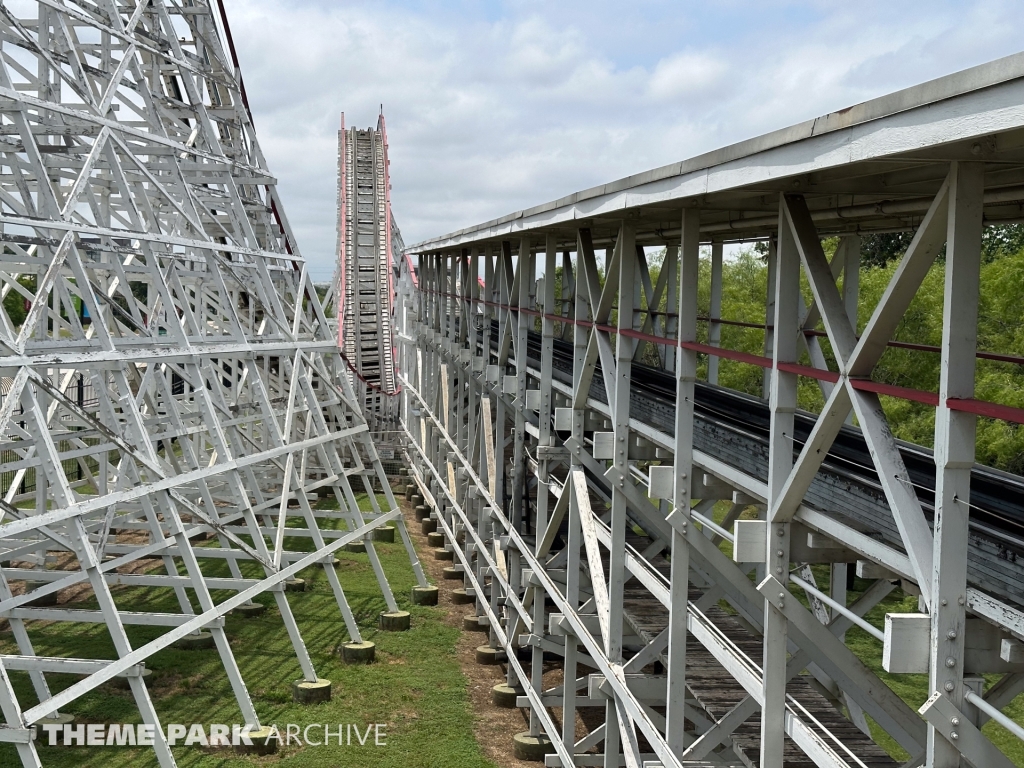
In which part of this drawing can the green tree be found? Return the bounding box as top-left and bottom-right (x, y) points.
(689, 238), (1024, 473)
(3, 275), (35, 329)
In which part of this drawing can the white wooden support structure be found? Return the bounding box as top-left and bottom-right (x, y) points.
(397, 52), (1024, 768)
(0, 4), (425, 766)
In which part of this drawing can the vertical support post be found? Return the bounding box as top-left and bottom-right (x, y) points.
(842, 235), (861, 329)
(495, 241), (512, 515)
(528, 234), (558, 737)
(482, 246), (495, 490)
(608, 223), (634, 664)
(604, 223), (635, 768)
(562, 232), (589, 765)
(927, 161), (984, 768)
(761, 196), (800, 768)
(467, 247), (481, 466)
(574, 235), (590, 389)
(561, 249), (576, 342)
(666, 208), (700, 756)
(763, 237), (777, 399)
(831, 563), (847, 639)
(512, 237), (531, 530)
(562, 486), (581, 763)
(708, 241), (723, 385)
(664, 244), (679, 372)
(842, 234), (861, 425)
(456, 249), (468, 456)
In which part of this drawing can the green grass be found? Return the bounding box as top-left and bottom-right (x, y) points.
(11, 490), (1023, 765)
(0, 494), (497, 767)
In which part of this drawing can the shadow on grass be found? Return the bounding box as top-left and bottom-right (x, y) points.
(0, 495), (497, 768)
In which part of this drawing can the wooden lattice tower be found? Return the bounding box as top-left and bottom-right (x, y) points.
(0, 2), (427, 765)
(336, 113), (400, 433)
(398, 54), (1024, 768)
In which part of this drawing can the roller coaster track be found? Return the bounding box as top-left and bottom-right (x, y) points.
(398, 53), (1024, 768)
(337, 114), (400, 428)
(512, 324), (1024, 607)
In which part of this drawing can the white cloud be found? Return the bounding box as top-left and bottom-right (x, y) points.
(226, 0), (1024, 279)
(648, 52), (727, 102)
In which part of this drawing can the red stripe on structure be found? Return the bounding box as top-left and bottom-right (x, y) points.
(947, 398), (1024, 425)
(681, 341), (773, 369)
(416, 286), (1024, 421)
(777, 362), (840, 383)
(848, 379), (939, 406)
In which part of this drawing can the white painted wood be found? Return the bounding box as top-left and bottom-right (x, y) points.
(554, 407), (574, 431)
(394, 49), (1024, 768)
(411, 61), (1024, 252)
(648, 466), (675, 501)
(733, 520), (768, 563)
(1000, 639), (1024, 664)
(526, 389), (542, 410)
(593, 432), (616, 460)
(884, 613), (931, 673)
(919, 692), (1017, 768)
(707, 242), (723, 385)
(929, 161), (985, 768)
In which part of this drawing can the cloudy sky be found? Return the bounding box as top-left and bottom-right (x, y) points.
(227, 0), (1024, 280)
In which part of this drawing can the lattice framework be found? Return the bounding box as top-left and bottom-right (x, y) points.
(0, 2), (426, 765)
(398, 55), (1024, 768)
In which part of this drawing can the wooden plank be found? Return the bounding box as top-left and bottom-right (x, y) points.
(616, 576), (898, 768)
(573, 468), (611, 646)
(482, 396), (496, 501)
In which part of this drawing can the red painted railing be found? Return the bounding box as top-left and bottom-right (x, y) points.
(418, 287), (1024, 425)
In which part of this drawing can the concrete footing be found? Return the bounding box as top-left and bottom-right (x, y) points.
(426, 532), (445, 547)
(233, 602), (267, 618)
(411, 586), (439, 605)
(174, 631), (215, 650)
(451, 588), (474, 604)
(513, 731), (555, 761)
(492, 683), (522, 708)
(284, 578), (305, 592)
(410, 493), (423, 506)
(414, 505), (430, 521)
(108, 668), (153, 690)
(420, 519), (437, 535)
(475, 645), (507, 665)
(236, 726), (278, 755)
(341, 641), (376, 663)
(292, 678), (332, 704)
(379, 611), (411, 631)
(372, 525), (395, 542)
(433, 548), (454, 560)
(442, 566), (462, 580)
(344, 540), (366, 553)
(32, 713), (74, 742)
(463, 615), (488, 632)
(24, 582), (58, 606)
